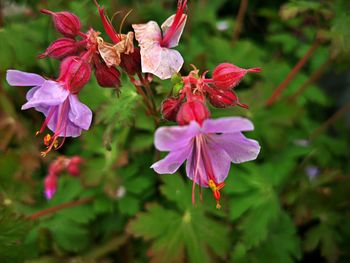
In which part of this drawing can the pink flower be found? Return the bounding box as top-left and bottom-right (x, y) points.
(6, 70), (92, 156)
(132, 0), (187, 79)
(151, 117), (260, 208)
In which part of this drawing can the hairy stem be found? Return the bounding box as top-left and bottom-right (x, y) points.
(128, 75), (154, 115)
(27, 196), (94, 220)
(266, 39), (321, 107)
(83, 236), (127, 259)
(232, 0), (248, 44)
(310, 101), (350, 140)
(289, 57), (332, 102)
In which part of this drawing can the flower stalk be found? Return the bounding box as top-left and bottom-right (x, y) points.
(266, 39), (321, 107)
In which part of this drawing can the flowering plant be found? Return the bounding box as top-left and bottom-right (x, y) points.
(6, 0), (261, 207)
(2, 0), (350, 262)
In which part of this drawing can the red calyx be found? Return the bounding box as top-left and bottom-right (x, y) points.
(213, 63), (261, 90)
(161, 97), (183, 122)
(38, 38), (80, 59)
(207, 88), (238, 108)
(120, 48), (142, 76)
(41, 9), (81, 38)
(176, 100), (210, 125)
(58, 56), (91, 94)
(206, 87), (248, 109)
(94, 56), (121, 88)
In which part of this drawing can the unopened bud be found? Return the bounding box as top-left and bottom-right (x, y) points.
(176, 100), (210, 125)
(41, 9), (81, 38)
(208, 88), (238, 108)
(120, 48), (141, 75)
(44, 174), (57, 200)
(213, 63), (261, 90)
(161, 97), (182, 122)
(94, 57), (121, 88)
(58, 56), (91, 94)
(39, 38), (79, 59)
(67, 156), (82, 176)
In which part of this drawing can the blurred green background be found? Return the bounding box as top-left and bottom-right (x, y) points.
(1, 0), (350, 262)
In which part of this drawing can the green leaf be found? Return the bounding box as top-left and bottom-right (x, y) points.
(118, 195), (140, 216)
(127, 176), (230, 263)
(44, 218), (90, 252)
(232, 212), (301, 263)
(0, 208), (34, 263)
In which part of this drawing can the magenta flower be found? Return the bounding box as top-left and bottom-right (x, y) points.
(132, 0), (187, 80)
(6, 70), (92, 156)
(151, 117), (260, 208)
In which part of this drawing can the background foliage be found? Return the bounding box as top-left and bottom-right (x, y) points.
(0, 0), (350, 262)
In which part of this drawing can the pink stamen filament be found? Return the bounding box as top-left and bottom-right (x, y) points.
(192, 134), (219, 205)
(37, 107), (56, 135)
(41, 99), (70, 156)
(160, 0), (187, 47)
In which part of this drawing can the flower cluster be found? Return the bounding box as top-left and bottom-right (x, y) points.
(153, 64), (261, 208)
(44, 156), (83, 199)
(6, 0), (261, 208)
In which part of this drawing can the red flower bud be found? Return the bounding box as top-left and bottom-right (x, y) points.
(176, 100), (210, 125)
(213, 63), (261, 90)
(161, 97), (182, 122)
(120, 48), (141, 75)
(38, 38), (79, 59)
(41, 9), (81, 38)
(58, 56), (91, 94)
(44, 174), (57, 199)
(207, 88), (238, 108)
(67, 157), (82, 177)
(94, 57), (121, 88)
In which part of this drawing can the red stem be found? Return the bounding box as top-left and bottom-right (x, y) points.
(27, 196), (94, 220)
(266, 39), (320, 107)
(288, 57), (332, 102)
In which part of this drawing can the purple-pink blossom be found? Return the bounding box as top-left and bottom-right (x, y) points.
(151, 117), (260, 208)
(132, 0), (187, 80)
(6, 70), (92, 156)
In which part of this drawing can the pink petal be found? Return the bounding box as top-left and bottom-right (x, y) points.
(68, 95), (92, 131)
(132, 21), (162, 46)
(151, 144), (193, 174)
(202, 117), (254, 134)
(206, 139), (232, 183)
(133, 21), (184, 79)
(209, 132), (260, 163)
(142, 45), (184, 79)
(21, 81), (69, 110)
(6, 70), (46, 87)
(185, 138), (231, 186)
(161, 14), (187, 48)
(47, 105), (82, 137)
(154, 121), (200, 151)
